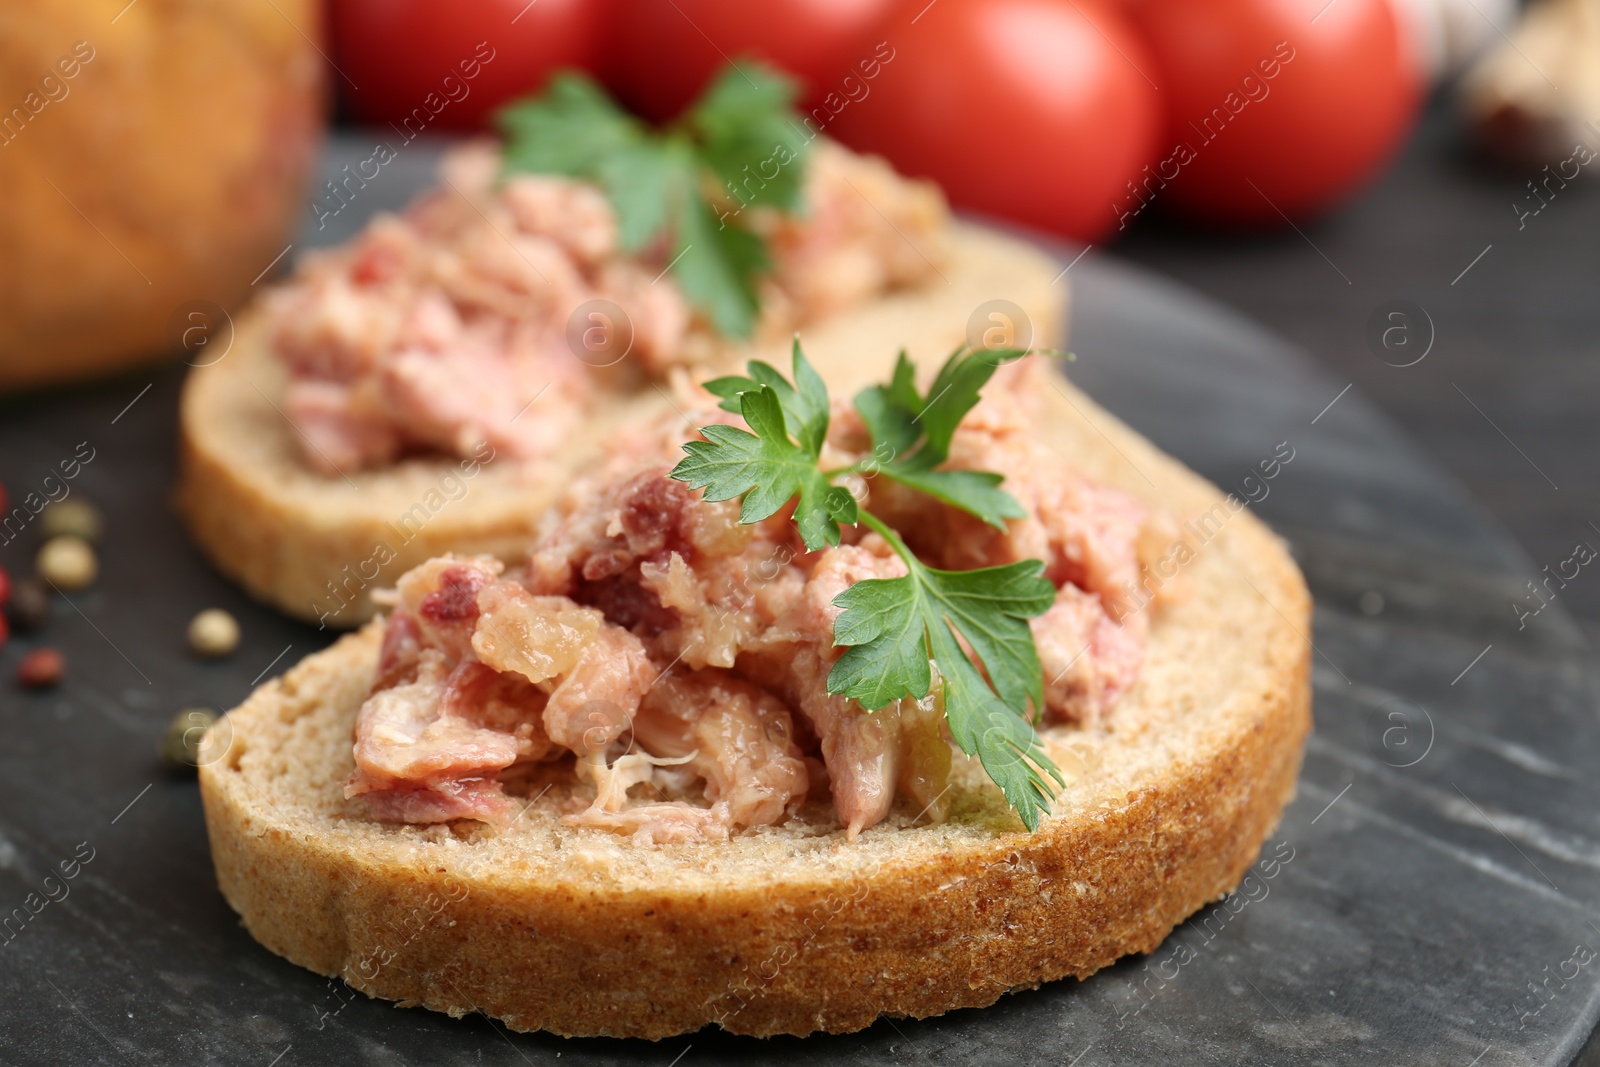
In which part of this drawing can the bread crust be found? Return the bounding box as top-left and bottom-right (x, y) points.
(198, 367), (1312, 1039)
(176, 222), (1064, 628)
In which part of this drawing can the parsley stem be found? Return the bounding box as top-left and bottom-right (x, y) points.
(855, 510), (919, 570)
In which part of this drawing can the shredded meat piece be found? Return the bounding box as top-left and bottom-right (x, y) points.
(563, 798), (727, 846)
(748, 141), (950, 326)
(395, 555), (503, 663)
(1032, 585), (1146, 722)
(470, 580), (654, 755)
(346, 651), (521, 824)
(564, 670), (807, 844)
(742, 540), (913, 839)
(373, 610), (423, 690)
(360, 779), (514, 824)
(633, 670), (809, 827)
(271, 138), (949, 474)
(438, 660), (557, 763)
(541, 622), (656, 756)
(528, 467), (803, 668)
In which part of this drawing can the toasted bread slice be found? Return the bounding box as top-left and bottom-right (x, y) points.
(176, 222), (1063, 628)
(197, 365), (1312, 1039)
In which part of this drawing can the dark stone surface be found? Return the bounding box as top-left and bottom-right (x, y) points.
(1, 140), (1596, 1066)
(1114, 92), (1600, 630)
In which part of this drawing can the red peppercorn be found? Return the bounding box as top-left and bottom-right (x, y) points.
(0, 565), (10, 607)
(0, 614), (8, 651)
(17, 648), (64, 688)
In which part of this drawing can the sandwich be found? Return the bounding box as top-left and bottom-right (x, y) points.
(176, 63), (1061, 628)
(198, 340), (1311, 1039)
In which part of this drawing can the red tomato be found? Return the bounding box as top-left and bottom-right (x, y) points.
(827, 0), (1162, 242)
(1131, 0), (1421, 224)
(605, 0), (902, 121)
(329, 0), (603, 130)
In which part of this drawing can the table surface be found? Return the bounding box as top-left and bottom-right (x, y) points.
(1115, 91), (1600, 633)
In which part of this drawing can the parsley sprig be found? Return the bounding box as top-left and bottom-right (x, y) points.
(670, 341), (1066, 829)
(497, 63), (808, 339)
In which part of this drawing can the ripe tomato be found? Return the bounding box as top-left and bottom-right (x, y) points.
(604, 0), (902, 121)
(1130, 0), (1422, 224)
(827, 0), (1162, 242)
(329, 0), (602, 130)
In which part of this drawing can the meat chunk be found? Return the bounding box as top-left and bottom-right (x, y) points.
(752, 141), (951, 326)
(1032, 585), (1146, 723)
(395, 555), (504, 663)
(528, 468), (803, 668)
(501, 174), (618, 266)
(743, 540), (913, 838)
(565, 671), (808, 844)
(471, 581), (656, 755)
(346, 651), (521, 824)
(438, 660), (557, 763)
(633, 670), (809, 828)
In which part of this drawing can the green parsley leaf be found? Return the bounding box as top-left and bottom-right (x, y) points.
(874, 465), (1027, 530)
(598, 140), (687, 254)
(826, 533), (1060, 828)
(829, 552), (1055, 717)
(669, 185), (768, 338)
(497, 73), (640, 176)
(937, 652), (1065, 832)
(671, 383), (855, 551)
(496, 62), (808, 339)
(852, 351), (922, 457)
(685, 64), (808, 212)
(670, 340), (1067, 829)
(852, 346), (1033, 529)
(703, 339), (829, 455)
(855, 346), (1028, 467)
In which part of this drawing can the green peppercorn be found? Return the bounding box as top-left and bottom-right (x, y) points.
(40, 499), (103, 542)
(162, 707), (218, 769)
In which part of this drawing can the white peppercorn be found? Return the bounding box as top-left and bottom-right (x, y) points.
(37, 536), (97, 591)
(188, 609), (240, 658)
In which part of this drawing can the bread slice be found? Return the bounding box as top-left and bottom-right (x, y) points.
(197, 361), (1312, 1039)
(176, 222), (1063, 629)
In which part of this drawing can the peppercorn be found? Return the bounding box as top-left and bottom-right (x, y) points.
(36, 536), (97, 591)
(18, 648), (64, 688)
(40, 499), (103, 543)
(6, 577), (50, 632)
(0, 565), (10, 608)
(187, 609), (240, 658)
(162, 707), (218, 768)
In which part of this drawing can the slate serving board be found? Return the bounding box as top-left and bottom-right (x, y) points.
(1, 139), (1596, 1067)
